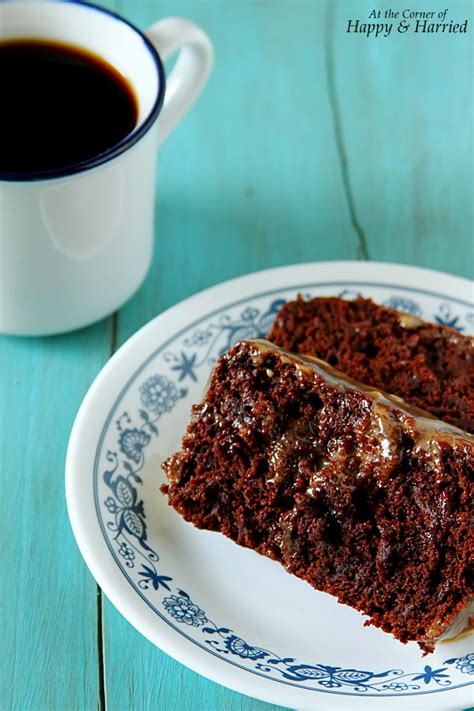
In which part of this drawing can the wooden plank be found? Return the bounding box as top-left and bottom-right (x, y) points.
(328, 0), (473, 278)
(103, 1), (354, 709)
(114, 0), (356, 342)
(0, 320), (112, 710)
(104, 603), (287, 711)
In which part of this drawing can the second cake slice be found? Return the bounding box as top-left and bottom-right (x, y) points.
(267, 296), (474, 432)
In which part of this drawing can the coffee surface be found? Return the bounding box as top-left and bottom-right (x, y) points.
(0, 39), (138, 175)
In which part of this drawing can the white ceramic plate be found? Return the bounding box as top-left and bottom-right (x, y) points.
(66, 261), (474, 710)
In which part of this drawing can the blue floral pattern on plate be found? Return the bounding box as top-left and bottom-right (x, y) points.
(95, 282), (473, 697)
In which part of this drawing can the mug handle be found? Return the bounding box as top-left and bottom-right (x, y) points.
(146, 17), (214, 145)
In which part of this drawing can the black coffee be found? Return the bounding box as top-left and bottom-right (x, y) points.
(0, 39), (138, 175)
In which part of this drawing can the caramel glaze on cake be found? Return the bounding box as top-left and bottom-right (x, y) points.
(267, 297), (474, 433)
(162, 340), (474, 653)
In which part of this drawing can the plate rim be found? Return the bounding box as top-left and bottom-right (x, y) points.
(66, 260), (473, 708)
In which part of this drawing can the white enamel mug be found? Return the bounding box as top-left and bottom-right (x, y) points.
(0, 1), (213, 336)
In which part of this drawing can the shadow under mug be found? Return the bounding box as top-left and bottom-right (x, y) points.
(0, 1), (213, 336)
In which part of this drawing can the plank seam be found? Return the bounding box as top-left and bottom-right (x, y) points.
(96, 585), (106, 711)
(110, 311), (119, 356)
(324, 2), (370, 261)
(96, 311), (119, 710)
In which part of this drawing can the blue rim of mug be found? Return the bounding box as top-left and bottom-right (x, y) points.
(0, 0), (166, 182)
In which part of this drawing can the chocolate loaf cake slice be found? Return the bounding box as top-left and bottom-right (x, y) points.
(267, 297), (474, 432)
(162, 340), (473, 652)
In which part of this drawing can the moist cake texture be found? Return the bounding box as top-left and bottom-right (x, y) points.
(267, 297), (474, 432)
(162, 339), (474, 652)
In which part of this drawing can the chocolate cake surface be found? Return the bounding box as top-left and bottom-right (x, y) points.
(162, 339), (474, 652)
(267, 297), (474, 432)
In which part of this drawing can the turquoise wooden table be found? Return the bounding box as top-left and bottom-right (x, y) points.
(2, 1), (472, 709)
